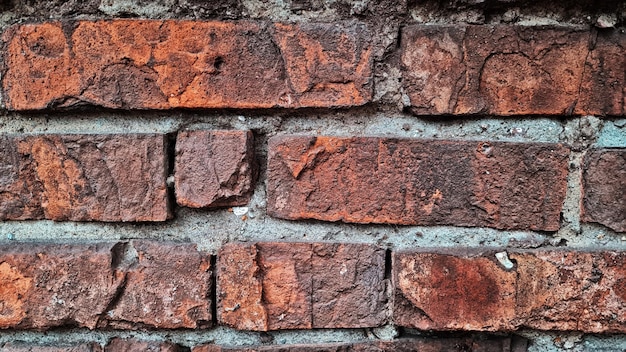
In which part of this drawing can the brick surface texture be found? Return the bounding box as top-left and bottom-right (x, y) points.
(267, 136), (569, 230)
(582, 148), (626, 232)
(193, 337), (525, 351)
(394, 250), (626, 332)
(3, 20), (372, 110)
(401, 25), (626, 116)
(1, 2), (625, 349)
(217, 242), (387, 331)
(175, 130), (254, 208)
(0, 134), (169, 222)
(0, 241), (211, 330)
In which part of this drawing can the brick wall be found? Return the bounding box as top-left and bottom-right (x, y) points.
(0, 1), (625, 351)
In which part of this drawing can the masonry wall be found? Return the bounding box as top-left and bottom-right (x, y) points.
(0, 0), (625, 351)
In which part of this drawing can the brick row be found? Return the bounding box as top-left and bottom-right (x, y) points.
(1, 133), (622, 232)
(2, 22), (625, 116)
(400, 25), (626, 116)
(2, 20), (372, 110)
(2, 241), (625, 333)
(267, 136), (570, 231)
(2, 337), (527, 352)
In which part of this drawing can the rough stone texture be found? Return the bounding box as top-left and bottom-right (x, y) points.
(576, 30), (626, 116)
(394, 250), (626, 332)
(104, 338), (182, 352)
(401, 25), (626, 116)
(0, 243), (122, 330)
(175, 130), (254, 208)
(2, 20), (372, 110)
(103, 241), (213, 329)
(0, 134), (169, 222)
(217, 242), (387, 331)
(581, 149), (626, 232)
(267, 136), (569, 231)
(192, 337), (526, 351)
(1, 343), (102, 352)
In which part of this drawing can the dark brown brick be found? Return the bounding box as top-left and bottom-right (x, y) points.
(217, 242), (387, 331)
(0, 243), (122, 330)
(0, 134), (169, 222)
(581, 149), (626, 232)
(3, 20), (371, 110)
(267, 136), (569, 231)
(1, 343), (102, 352)
(401, 25), (626, 116)
(0, 241), (212, 330)
(576, 30), (626, 116)
(104, 338), (181, 352)
(192, 337), (525, 351)
(394, 250), (626, 332)
(103, 241), (213, 329)
(175, 130), (254, 208)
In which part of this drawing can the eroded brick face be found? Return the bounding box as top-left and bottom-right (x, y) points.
(3, 20), (372, 110)
(1, 343), (103, 352)
(400, 25), (625, 116)
(0, 241), (212, 330)
(394, 250), (626, 332)
(175, 130), (254, 208)
(267, 136), (569, 231)
(217, 242), (387, 331)
(582, 149), (626, 232)
(0, 134), (169, 222)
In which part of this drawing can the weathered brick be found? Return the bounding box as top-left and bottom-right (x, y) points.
(576, 31), (626, 116)
(217, 242), (387, 331)
(0, 134), (169, 222)
(3, 20), (371, 110)
(267, 136), (569, 231)
(1, 343), (102, 352)
(401, 25), (625, 116)
(0, 243), (122, 330)
(581, 149), (626, 232)
(103, 241), (213, 329)
(394, 250), (626, 332)
(104, 338), (181, 352)
(175, 130), (254, 208)
(0, 241), (212, 330)
(192, 337), (526, 351)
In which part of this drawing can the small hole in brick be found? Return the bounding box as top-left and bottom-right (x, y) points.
(214, 56), (224, 71)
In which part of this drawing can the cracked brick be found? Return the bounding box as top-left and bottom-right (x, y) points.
(175, 130), (254, 208)
(267, 136), (569, 231)
(216, 242), (387, 331)
(394, 250), (626, 332)
(400, 25), (626, 116)
(2, 20), (372, 110)
(0, 134), (169, 222)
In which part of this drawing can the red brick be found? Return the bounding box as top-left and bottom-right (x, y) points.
(576, 31), (626, 116)
(581, 149), (626, 232)
(1, 343), (102, 352)
(175, 130), (254, 208)
(0, 134), (169, 222)
(2, 20), (371, 111)
(103, 241), (213, 329)
(104, 338), (181, 352)
(217, 242), (387, 331)
(0, 241), (212, 330)
(267, 136), (569, 231)
(192, 337), (525, 351)
(0, 243), (123, 330)
(400, 25), (626, 116)
(394, 250), (626, 332)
